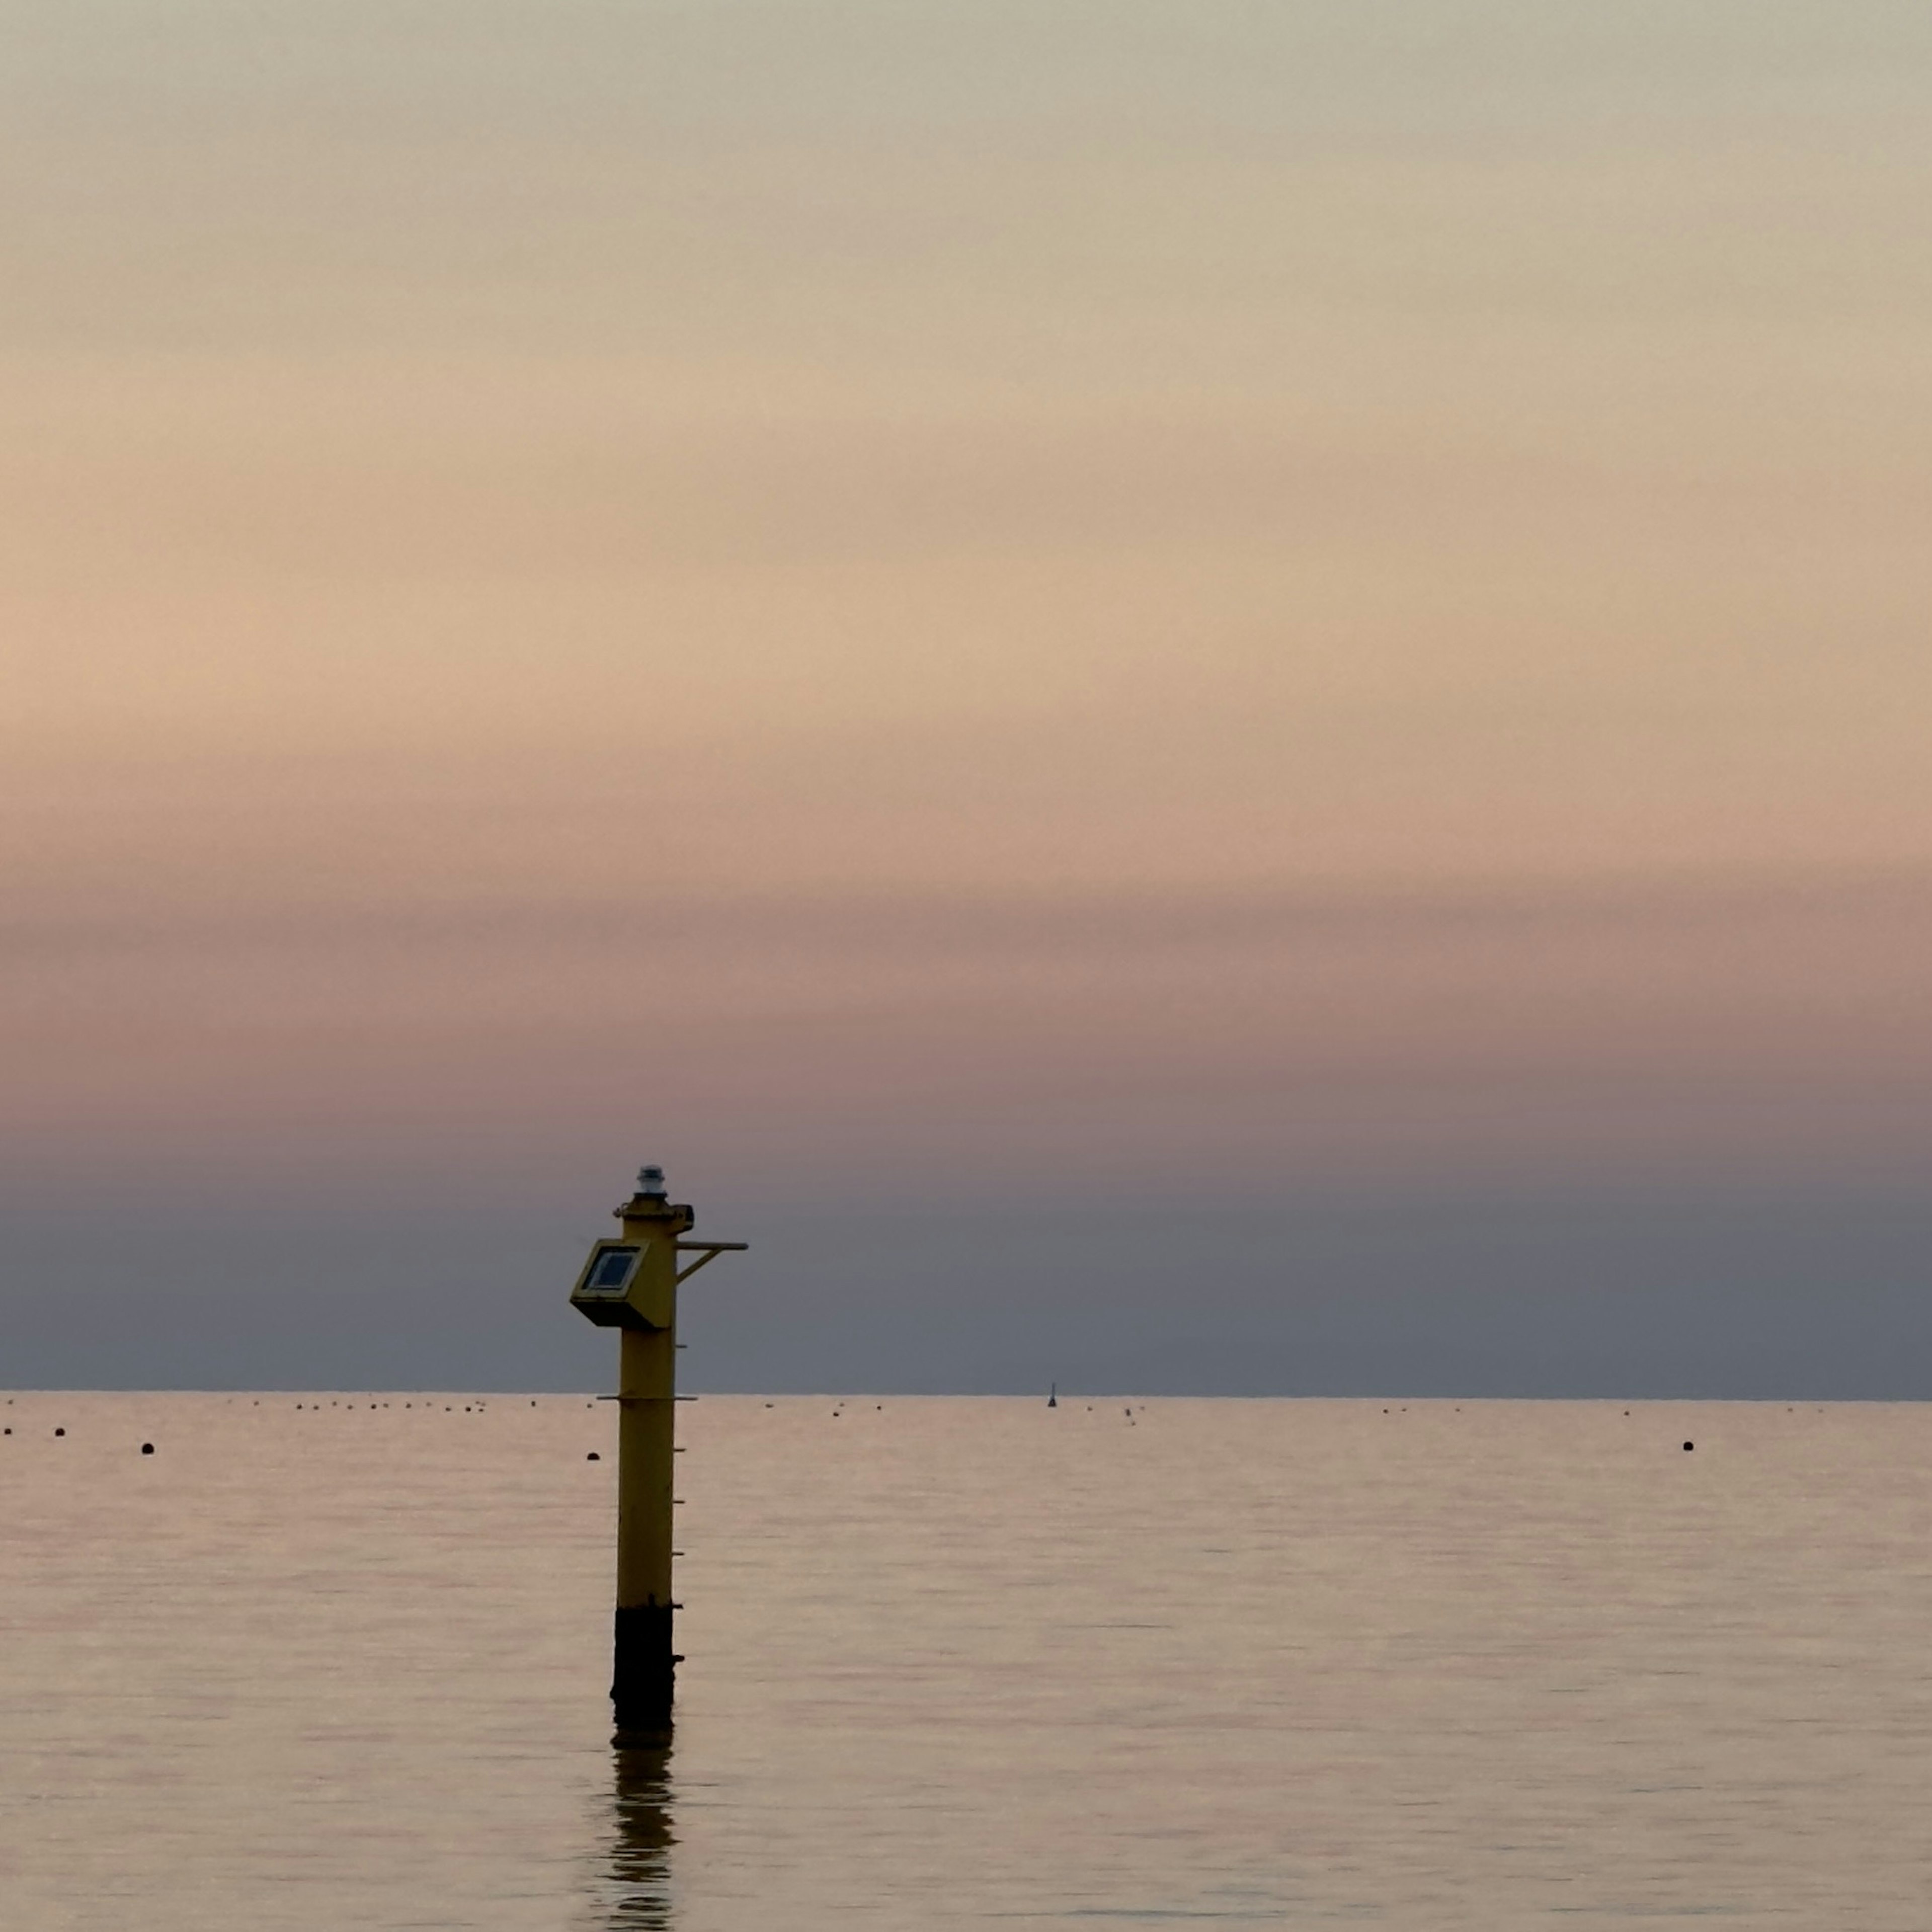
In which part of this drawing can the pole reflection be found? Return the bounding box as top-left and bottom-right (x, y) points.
(604, 1741), (677, 1929)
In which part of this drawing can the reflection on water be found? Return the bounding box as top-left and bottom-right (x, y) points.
(604, 1744), (676, 1930)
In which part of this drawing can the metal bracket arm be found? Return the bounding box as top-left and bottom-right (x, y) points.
(673, 1239), (749, 1285)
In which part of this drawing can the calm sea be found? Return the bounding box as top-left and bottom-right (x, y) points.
(5, 1394), (1929, 1927)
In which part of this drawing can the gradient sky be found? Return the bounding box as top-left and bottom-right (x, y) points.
(5, 2), (1930, 1391)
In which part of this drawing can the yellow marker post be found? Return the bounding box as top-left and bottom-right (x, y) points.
(570, 1164), (747, 1739)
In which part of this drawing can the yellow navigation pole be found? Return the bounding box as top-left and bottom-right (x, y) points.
(570, 1164), (747, 1739)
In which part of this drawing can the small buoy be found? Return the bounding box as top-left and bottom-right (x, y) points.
(1682, 1441), (1695, 1452)
(141, 1442), (154, 1455)
(54, 1427), (64, 1437)
(587, 1451), (600, 1461)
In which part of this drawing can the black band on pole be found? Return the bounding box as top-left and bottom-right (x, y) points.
(612, 1603), (676, 1736)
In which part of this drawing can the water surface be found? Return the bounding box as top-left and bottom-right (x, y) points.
(6, 1395), (1929, 1926)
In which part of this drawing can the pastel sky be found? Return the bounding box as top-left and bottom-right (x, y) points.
(5, 3), (1929, 1388)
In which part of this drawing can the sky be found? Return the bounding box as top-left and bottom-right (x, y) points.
(4, 2), (1930, 1393)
